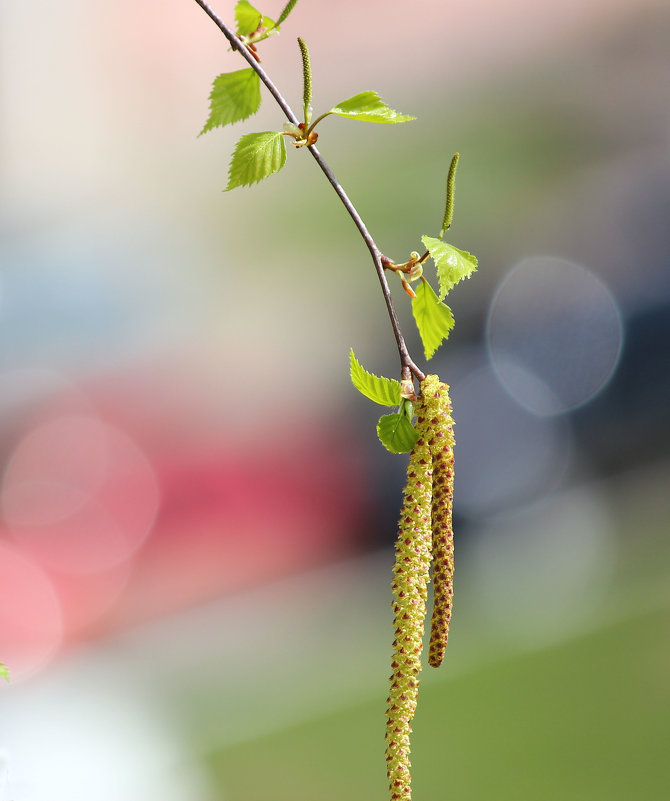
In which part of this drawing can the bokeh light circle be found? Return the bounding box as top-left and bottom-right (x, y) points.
(2, 415), (160, 574)
(0, 542), (63, 678)
(487, 257), (623, 415)
(469, 486), (615, 646)
(450, 362), (572, 518)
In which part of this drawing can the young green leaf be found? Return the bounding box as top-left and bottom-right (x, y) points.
(328, 91), (415, 124)
(349, 349), (402, 406)
(421, 235), (478, 299)
(377, 413), (419, 454)
(226, 131), (287, 190)
(412, 279), (455, 359)
(200, 69), (262, 135)
(0, 662), (9, 682)
(235, 0), (262, 35)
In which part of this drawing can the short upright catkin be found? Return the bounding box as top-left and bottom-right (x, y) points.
(385, 374), (456, 800)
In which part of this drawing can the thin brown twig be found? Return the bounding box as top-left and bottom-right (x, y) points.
(192, 0), (425, 383)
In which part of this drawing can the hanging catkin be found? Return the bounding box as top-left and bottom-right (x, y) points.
(385, 422), (432, 799)
(385, 375), (456, 800)
(421, 376), (456, 668)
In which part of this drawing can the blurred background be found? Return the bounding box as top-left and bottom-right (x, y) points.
(1, 0), (669, 798)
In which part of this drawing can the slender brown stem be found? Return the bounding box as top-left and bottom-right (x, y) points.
(192, 0), (425, 383)
(193, 0), (300, 125)
(305, 145), (423, 381)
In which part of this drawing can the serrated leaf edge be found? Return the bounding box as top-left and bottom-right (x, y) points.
(225, 130), (287, 191)
(328, 90), (415, 124)
(199, 69), (262, 136)
(235, 0), (262, 36)
(411, 280), (455, 360)
(349, 349), (402, 406)
(421, 235), (478, 300)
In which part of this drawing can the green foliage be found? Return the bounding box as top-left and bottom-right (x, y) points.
(235, 0), (262, 35)
(233, 0), (280, 44)
(412, 279), (455, 359)
(226, 131), (287, 190)
(234, 0), (296, 40)
(202, 15), (418, 194)
(200, 69), (261, 134)
(350, 350), (415, 453)
(421, 235), (478, 299)
(349, 349), (402, 406)
(198, 0), (478, 427)
(377, 407), (419, 454)
(193, 6), (481, 800)
(0, 662), (9, 682)
(328, 91), (416, 124)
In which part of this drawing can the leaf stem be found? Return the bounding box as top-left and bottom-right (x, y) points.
(305, 111), (332, 137)
(306, 144), (424, 380)
(192, 0), (425, 383)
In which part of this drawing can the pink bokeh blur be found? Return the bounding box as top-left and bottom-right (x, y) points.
(1, 0), (668, 677)
(1, 3), (669, 797)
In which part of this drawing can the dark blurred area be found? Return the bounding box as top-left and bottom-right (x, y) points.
(1, 1), (669, 799)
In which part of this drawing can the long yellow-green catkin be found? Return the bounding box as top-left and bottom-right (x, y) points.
(385, 421), (433, 801)
(385, 376), (456, 799)
(419, 375), (456, 669)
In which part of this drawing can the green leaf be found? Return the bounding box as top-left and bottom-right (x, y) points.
(200, 69), (262, 135)
(412, 279), (455, 359)
(235, 0), (262, 35)
(328, 91), (415, 124)
(421, 235), (478, 299)
(349, 349), (401, 406)
(261, 15), (276, 30)
(226, 131), (287, 190)
(0, 662), (9, 682)
(275, 0), (299, 27)
(377, 413), (419, 454)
